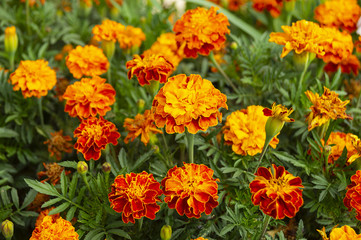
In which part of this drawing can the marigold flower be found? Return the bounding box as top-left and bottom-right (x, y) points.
(162, 163), (219, 218)
(123, 110), (163, 146)
(263, 103), (294, 122)
(152, 74), (228, 134)
(65, 45), (109, 79)
(73, 116), (120, 161)
(192, 238), (208, 240)
(223, 105), (279, 156)
(347, 134), (361, 164)
(1, 220), (13, 239)
(37, 162), (71, 185)
(27, 193), (50, 213)
(344, 170), (361, 220)
(250, 164), (304, 219)
(322, 132), (358, 164)
(269, 20), (327, 58)
(126, 54), (174, 86)
(43, 130), (73, 161)
(228, 0), (246, 11)
(92, 19), (125, 43)
(9, 60), (57, 98)
(173, 7), (230, 58)
(324, 55), (360, 75)
(314, 0), (361, 32)
(35, 207), (60, 227)
(63, 76), (116, 119)
(30, 215), (79, 239)
(252, 0), (283, 17)
(21, 0), (45, 7)
(117, 26), (146, 50)
(344, 79), (361, 100)
(108, 171), (162, 224)
(105, 0), (122, 8)
(305, 87), (352, 131)
(318, 225), (361, 240)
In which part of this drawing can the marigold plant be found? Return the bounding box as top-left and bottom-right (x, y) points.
(73, 116), (120, 161)
(173, 7), (230, 58)
(92, 19), (125, 42)
(9, 59), (57, 98)
(37, 162), (70, 185)
(65, 45), (109, 79)
(344, 170), (361, 221)
(117, 26), (146, 50)
(108, 171), (162, 224)
(250, 164), (304, 219)
(152, 74), (228, 134)
(30, 215), (79, 239)
(162, 163), (219, 218)
(318, 225), (361, 240)
(322, 132), (357, 164)
(43, 130), (73, 161)
(63, 76), (116, 119)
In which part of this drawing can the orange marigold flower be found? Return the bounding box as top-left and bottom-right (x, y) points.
(35, 207), (60, 227)
(30, 215), (79, 239)
(108, 171), (162, 224)
(9, 60), (57, 98)
(324, 55), (360, 75)
(305, 87), (352, 131)
(43, 130), (73, 161)
(263, 102), (294, 123)
(347, 134), (361, 164)
(126, 54), (174, 86)
(117, 26), (146, 50)
(228, 0), (246, 11)
(123, 110), (163, 146)
(152, 74), (228, 134)
(269, 20), (327, 58)
(73, 116), (120, 161)
(63, 76), (116, 119)
(173, 7), (230, 58)
(252, 0), (283, 17)
(162, 163), (219, 218)
(344, 79), (361, 100)
(318, 225), (361, 240)
(65, 45), (109, 79)
(37, 162), (71, 185)
(27, 193), (50, 213)
(322, 132), (358, 164)
(222, 105), (279, 156)
(250, 164), (304, 219)
(344, 170), (361, 221)
(314, 0), (361, 33)
(54, 78), (70, 101)
(92, 19), (125, 42)
(355, 36), (361, 53)
(21, 0), (45, 7)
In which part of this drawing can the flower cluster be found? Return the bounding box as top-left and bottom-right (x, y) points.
(322, 132), (357, 164)
(152, 74), (228, 134)
(118, 26), (146, 50)
(43, 130), (73, 161)
(344, 170), (361, 221)
(318, 225), (361, 240)
(30, 216), (79, 239)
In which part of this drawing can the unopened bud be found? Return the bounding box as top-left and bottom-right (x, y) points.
(1, 220), (14, 239)
(230, 41), (238, 50)
(160, 225), (172, 240)
(77, 161), (88, 175)
(293, 52), (315, 71)
(4, 26), (18, 54)
(102, 162), (111, 173)
(137, 99), (145, 113)
(152, 145), (160, 154)
(101, 40), (115, 61)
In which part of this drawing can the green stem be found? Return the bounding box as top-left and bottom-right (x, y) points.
(37, 98), (44, 127)
(296, 53), (311, 100)
(25, 0), (31, 35)
(254, 144), (269, 174)
(81, 174), (91, 193)
(161, 131), (169, 153)
(186, 131), (195, 164)
(286, 12), (292, 26)
(9, 52), (15, 71)
(107, 63), (112, 86)
(258, 215), (271, 240)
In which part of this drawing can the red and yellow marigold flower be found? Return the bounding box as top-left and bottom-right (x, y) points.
(43, 130), (73, 161)
(314, 0), (361, 33)
(126, 54), (174, 86)
(63, 76), (116, 119)
(347, 134), (361, 164)
(30, 216), (79, 239)
(173, 7), (230, 58)
(252, 0), (283, 17)
(37, 162), (70, 185)
(9, 60), (57, 98)
(162, 163), (219, 218)
(344, 170), (361, 221)
(35, 207), (60, 227)
(322, 132), (358, 164)
(108, 171), (162, 224)
(263, 103), (294, 122)
(250, 164), (304, 219)
(318, 225), (361, 240)
(117, 26), (146, 50)
(73, 116), (120, 161)
(223, 105), (279, 156)
(305, 87), (352, 131)
(152, 74), (228, 134)
(65, 45), (109, 79)
(123, 110), (163, 146)
(92, 19), (125, 42)
(228, 0), (246, 11)
(324, 55), (360, 75)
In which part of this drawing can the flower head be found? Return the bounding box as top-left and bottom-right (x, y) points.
(263, 103), (294, 122)
(347, 134), (361, 164)
(66, 45), (109, 79)
(126, 54), (174, 86)
(63, 76), (116, 119)
(73, 116), (120, 161)
(35, 207), (60, 227)
(162, 163), (219, 218)
(1, 220), (13, 239)
(324, 55), (360, 75)
(223, 105), (279, 156)
(173, 7), (230, 58)
(250, 164), (304, 219)
(108, 171), (162, 223)
(322, 132), (358, 164)
(9, 60), (57, 98)
(252, 0), (283, 17)
(30, 216), (79, 240)
(314, 0), (361, 32)
(124, 110), (163, 146)
(344, 170), (361, 221)
(43, 130), (73, 161)
(92, 19), (125, 42)
(117, 26), (146, 50)
(152, 74), (228, 134)
(305, 87), (352, 131)
(37, 163), (71, 185)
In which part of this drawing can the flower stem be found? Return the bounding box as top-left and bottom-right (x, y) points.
(258, 215), (271, 240)
(186, 131), (195, 164)
(37, 97), (44, 127)
(254, 137), (272, 174)
(25, 0), (31, 35)
(296, 52), (311, 100)
(8, 52), (15, 71)
(107, 63), (112, 86)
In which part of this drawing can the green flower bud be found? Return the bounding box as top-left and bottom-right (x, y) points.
(1, 220), (14, 239)
(160, 225), (172, 240)
(4, 26), (18, 54)
(102, 162), (111, 173)
(77, 161), (88, 175)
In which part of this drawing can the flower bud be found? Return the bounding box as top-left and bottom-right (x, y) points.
(101, 40), (115, 61)
(4, 26), (18, 54)
(160, 225), (172, 240)
(152, 145), (160, 154)
(293, 52), (315, 71)
(137, 99), (145, 113)
(1, 220), (14, 239)
(230, 41), (238, 50)
(77, 161), (88, 175)
(102, 162), (111, 173)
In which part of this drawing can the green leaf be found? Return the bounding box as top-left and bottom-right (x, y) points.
(220, 224), (236, 235)
(84, 229), (104, 240)
(21, 189), (37, 209)
(41, 197), (63, 208)
(25, 179), (60, 197)
(61, 170), (68, 196)
(48, 202), (71, 215)
(66, 206), (77, 221)
(11, 188), (19, 209)
(68, 173), (78, 200)
(130, 149), (155, 172)
(107, 229), (131, 239)
(58, 161), (78, 169)
(0, 127), (18, 138)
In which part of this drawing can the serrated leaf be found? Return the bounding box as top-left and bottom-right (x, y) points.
(108, 229), (131, 239)
(10, 214), (25, 226)
(68, 173), (78, 200)
(66, 206), (77, 221)
(130, 149), (154, 172)
(21, 189), (37, 209)
(220, 224), (236, 235)
(25, 179), (60, 197)
(48, 202), (70, 215)
(84, 229), (104, 240)
(41, 197), (63, 208)
(11, 188), (19, 209)
(58, 161), (77, 169)
(61, 170), (68, 196)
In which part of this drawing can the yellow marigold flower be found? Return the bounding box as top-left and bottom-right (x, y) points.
(263, 102), (294, 123)
(322, 132), (357, 164)
(37, 162), (71, 186)
(92, 19), (125, 42)
(124, 109), (163, 146)
(347, 134), (361, 164)
(314, 0), (361, 33)
(43, 130), (73, 161)
(269, 20), (327, 58)
(30, 216), (79, 239)
(223, 105), (279, 156)
(152, 74), (228, 134)
(173, 7), (230, 58)
(252, 0), (283, 17)
(126, 54), (174, 86)
(117, 26), (146, 50)
(65, 45), (109, 79)
(305, 87), (352, 131)
(317, 225), (361, 240)
(9, 60), (57, 98)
